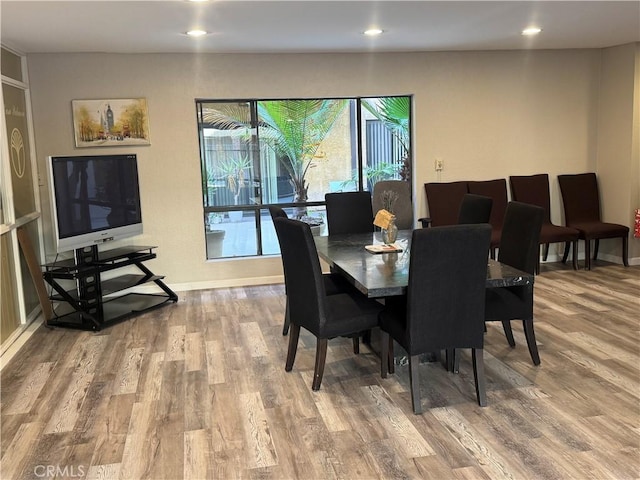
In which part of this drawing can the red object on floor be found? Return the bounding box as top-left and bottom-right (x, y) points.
(635, 209), (640, 238)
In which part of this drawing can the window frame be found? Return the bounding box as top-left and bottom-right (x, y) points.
(196, 95), (413, 259)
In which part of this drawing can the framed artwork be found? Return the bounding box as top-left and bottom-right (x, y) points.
(72, 98), (150, 147)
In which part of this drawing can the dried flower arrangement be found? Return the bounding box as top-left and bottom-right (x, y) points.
(381, 189), (399, 214)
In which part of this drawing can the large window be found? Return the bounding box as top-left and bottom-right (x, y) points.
(196, 96), (412, 259)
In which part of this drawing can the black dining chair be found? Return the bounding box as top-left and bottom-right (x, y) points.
(323, 191), (377, 350)
(325, 191), (375, 235)
(557, 173), (629, 270)
(458, 193), (493, 224)
(379, 224), (492, 413)
(485, 201), (544, 365)
(269, 206), (353, 336)
(509, 174), (579, 272)
(275, 217), (384, 391)
(435, 193), (493, 371)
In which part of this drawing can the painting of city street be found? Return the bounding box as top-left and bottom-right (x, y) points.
(72, 98), (150, 147)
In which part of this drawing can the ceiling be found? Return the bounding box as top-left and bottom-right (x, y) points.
(2, 1), (639, 55)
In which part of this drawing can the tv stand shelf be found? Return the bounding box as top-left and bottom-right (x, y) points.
(43, 245), (178, 331)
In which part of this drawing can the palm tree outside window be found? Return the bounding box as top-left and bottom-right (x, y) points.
(196, 96), (412, 259)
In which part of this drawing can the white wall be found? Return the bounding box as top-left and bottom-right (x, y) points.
(25, 48), (634, 288)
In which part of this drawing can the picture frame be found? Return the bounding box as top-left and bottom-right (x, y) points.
(72, 98), (150, 147)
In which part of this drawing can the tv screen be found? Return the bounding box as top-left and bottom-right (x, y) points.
(48, 153), (143, 253)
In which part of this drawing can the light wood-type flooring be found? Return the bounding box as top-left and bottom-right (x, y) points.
(1, 262), (639, 479)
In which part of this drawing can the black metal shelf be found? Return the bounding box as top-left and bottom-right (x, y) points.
(49, 273), (164, 301)
(43, 246), (157, 277)
(49, 293), (175, 330)
(43, 245), (177, 331)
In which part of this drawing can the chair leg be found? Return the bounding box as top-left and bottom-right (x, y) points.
(282, 296), (291, 336)
(381, 331), (389, 378)
(622, 235), (629, 267)
(312, 338), (328, 391)
(472, 348), (487, 407)
(388, 338), (395, 374)
(285, 324), (301, 371)
(502, 320), (516, 347)
(570, 240), (578, 270)
(561, 241), (570, 264)
(584, 239), (591, 271)
(453, 349), (460, 373)
(542, 243), (549, 261)
(522, 319), (541, 366)
(408, 355), (422, 414)
(352, 337), (360, 354)
(445, 349), (454, 372)
(593, 239), (599, 261)
(445, 349), (460, 373)
(380, 332), (388, 378)
(490, 248), (496, 260)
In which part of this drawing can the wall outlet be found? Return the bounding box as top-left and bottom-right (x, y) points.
(435, 158), (444, 171)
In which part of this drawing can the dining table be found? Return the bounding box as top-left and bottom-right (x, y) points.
(314, 229), (534, 298)
(314, 229), (535, 369)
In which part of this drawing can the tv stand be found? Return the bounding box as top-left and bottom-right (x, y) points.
(43, 245), (178, 331)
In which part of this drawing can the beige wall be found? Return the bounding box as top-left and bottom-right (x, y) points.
(636, 45), (640, 257)
(596, 43), (640, 261)
(25, 48), (637, 289)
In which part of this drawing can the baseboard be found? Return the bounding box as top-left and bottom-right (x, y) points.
(541, 251), (639, 266)
(0, 314), (42, 372)
(596, 252), (640, 266)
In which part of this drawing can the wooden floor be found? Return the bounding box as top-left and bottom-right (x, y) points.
(1, 261), (639, 479)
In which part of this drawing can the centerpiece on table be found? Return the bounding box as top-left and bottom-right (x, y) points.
(374, 190), (399, 244)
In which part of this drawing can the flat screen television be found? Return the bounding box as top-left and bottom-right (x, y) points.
(48, 153), (143, 253)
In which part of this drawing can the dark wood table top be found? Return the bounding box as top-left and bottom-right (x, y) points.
(314, 230), (534, 298)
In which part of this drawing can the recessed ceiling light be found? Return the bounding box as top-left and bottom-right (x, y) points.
(522, 27), (542, 36)
(186, 30), (208, 37)
(364, 29), (383, 36)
